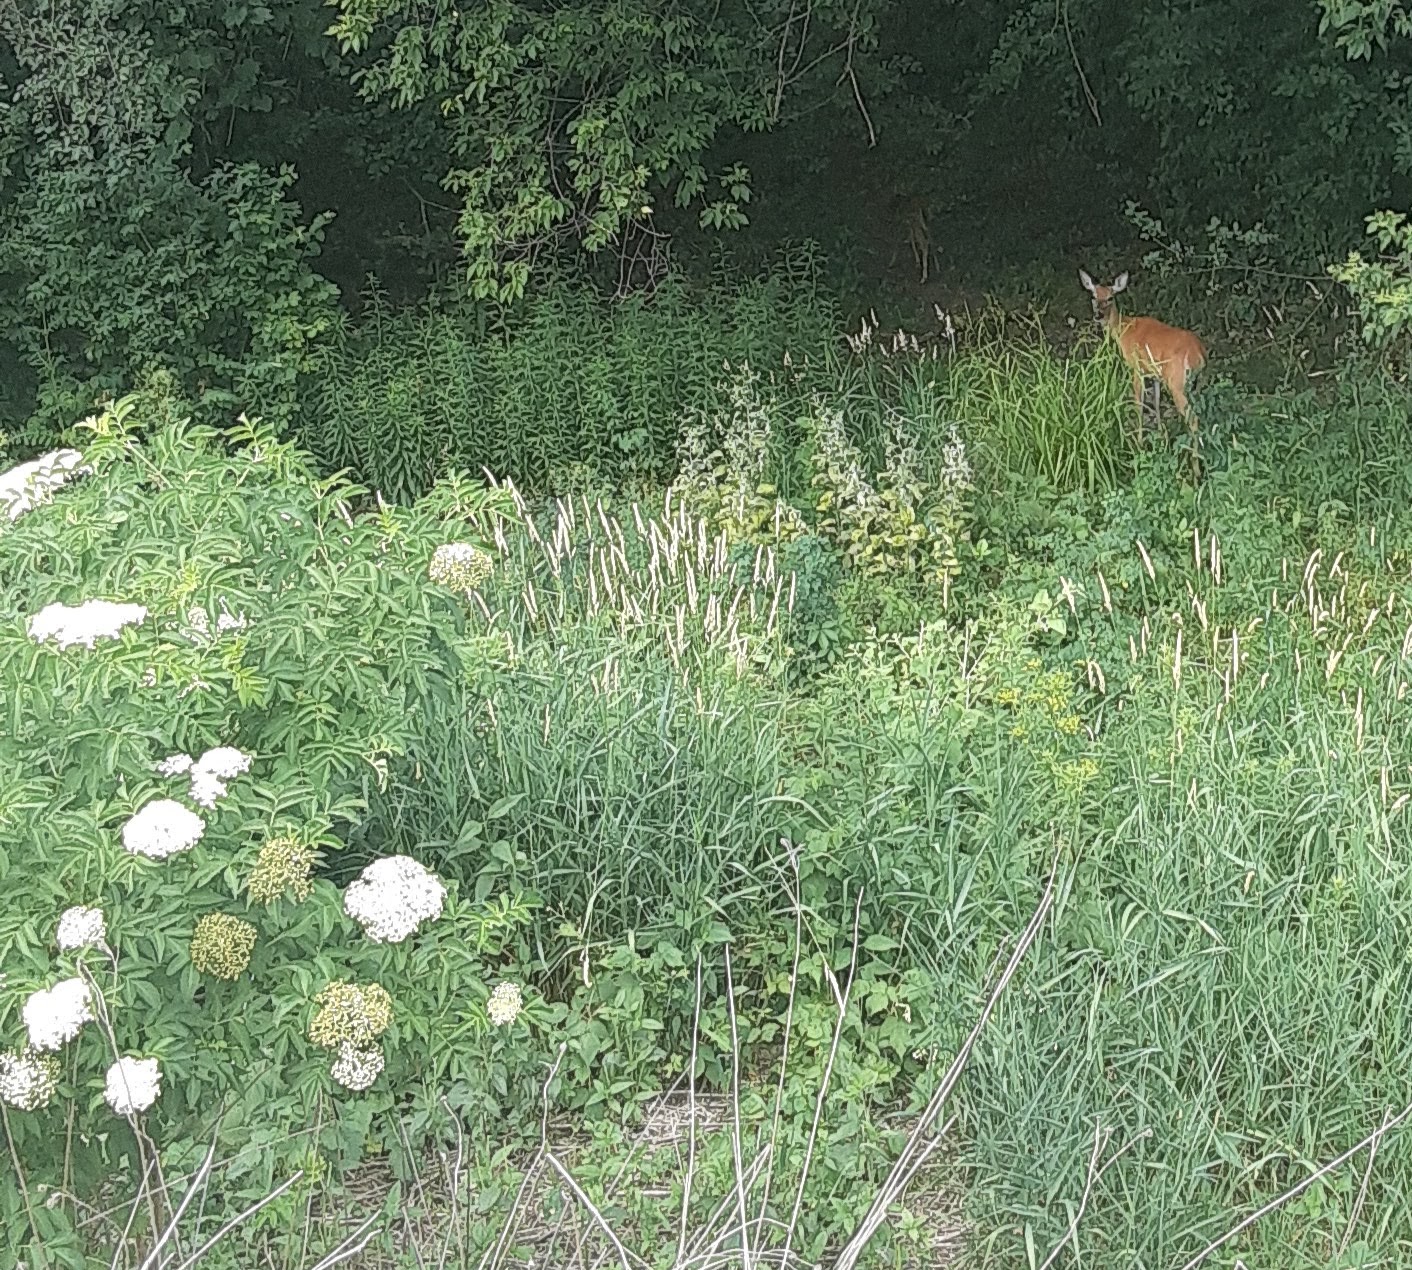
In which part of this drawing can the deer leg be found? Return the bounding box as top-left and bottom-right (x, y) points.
(1131, 370), (1145, 448)
(1169, 371), (1202, 481)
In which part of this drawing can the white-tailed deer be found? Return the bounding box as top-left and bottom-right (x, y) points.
(1079, 269), (1207, 476)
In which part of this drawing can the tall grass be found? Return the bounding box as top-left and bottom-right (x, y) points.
(348, 436), (1412, 1266)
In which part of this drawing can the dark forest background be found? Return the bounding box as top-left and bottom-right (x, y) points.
(2, 0), (1410, 459)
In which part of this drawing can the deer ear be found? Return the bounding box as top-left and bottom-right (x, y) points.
(1112, 272), (1129, 292)
(1078, 269), (1095, 292)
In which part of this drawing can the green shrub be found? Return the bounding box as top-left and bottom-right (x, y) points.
(298, 258), (840, 504)
(0, 399), (561, 1258)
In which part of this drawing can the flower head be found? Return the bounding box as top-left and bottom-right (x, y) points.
(23, 978), (93, 1051)
(104, 1056), (161, 1115)
(330, 1043), (384, 1092)
(429, 542), (494, 592)
(247, 835), (316, 905)
(487, 982), (523, 1027)
(28, 600), (147, 650)
(343, 855), (446, 944)
(122, 799), (205, 859)
(1, 448), (86, 521)
(189, 913), (258, 980)
(55, 906), (106, 952)
(155, 753), (194, 777)
(187, 746), (253, 809)
(308, 981), (394, 1049)
(194, 746), (252, 780)
(0, 1048), (62, 1111)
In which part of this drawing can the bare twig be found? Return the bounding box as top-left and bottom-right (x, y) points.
(723, 944), (752, 1269)
(833, 852), (1063, 1270)
(1338, 1105), (1391, 1258)
(678, 956), (704, 1265)
(137, 1124), (220, 1270)
(2, 1101), (40, 1256)
(1179, 1102), (1412, 1270)
(1037, 1119), (1150, 1270)
(171, 1169), (304, 1270)
(543, 1151), (643, 1270)
(783, 888), (865, 1261)
(307, 1212), (381, 1270)
(480, 1044), (566, 1270)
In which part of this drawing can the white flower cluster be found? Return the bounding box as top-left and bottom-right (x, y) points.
(183, 603), (249, 641)
(56, 906), (107, 952)
(343, 855), (446, 944)
(104, 1056), (161, 1115)
(156, 745), (253, 809)
(330, 1042), (385, 1091)
(428, 542), (494, 591)
(28, 599), (147, 650)
(156, 753), (194, 777)
(122, 798), (205, 859)
(0, 1048), (60, 1111)
(0, 448), (86, 521)
(487, 982), (523, 1027)
(23, 977), (93, 1050)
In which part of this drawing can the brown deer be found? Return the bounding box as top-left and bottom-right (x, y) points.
(1079, 269), (1207, 476)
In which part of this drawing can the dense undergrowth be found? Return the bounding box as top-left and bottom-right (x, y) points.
(4, 262), (1412, 1270)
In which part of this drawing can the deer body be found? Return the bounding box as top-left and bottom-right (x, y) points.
(1079, 269), (1206, 471)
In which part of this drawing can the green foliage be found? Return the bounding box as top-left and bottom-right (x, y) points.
(1331, 209), (1412, 358)
(975, 0), (1405, 253)
(940, 323), (1134, 497)
(325, 0), (887, 299)
(807, 397), (971, 601)
(0, 398), (559, 1257)
(672, 363), (808, 546)
(300, 258), (839, 503)
(0, 0), (344, 444)
(1320, 0), (1412, 58)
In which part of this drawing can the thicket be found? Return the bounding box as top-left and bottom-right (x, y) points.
(4, 0), (1412, 448)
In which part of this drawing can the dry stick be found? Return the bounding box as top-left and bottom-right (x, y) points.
(306, 1212), (381, 1270)
(577, 1079), (693, 1270)
(394, 1115), (431, 1270)
(680, 1154), (774, 1265)
(542, 1152), (643, 1270)
(480, 1043), (567, 1270)
(170, 1168), (304, 1270)
(677, 956), (703, 1266)
(723, 944), (753, 1270)
(78, 963), (169, 1259)
(754, 845), (804, 1248)
(437, 1095), (467, 1270)
(297, 1095), (327, 1270)
(137, 1127), (220, 1270)
(1037, 1120), (1151, 1270)
(1178, 1101), (1412, 1270)
(782, 889), (865, 1264)
(832, 856), (1062, 1270)
(112, 1155), (160, 1270)
(1338, 1106), (1391, 1258)
(1, 1102), (40, 1254)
